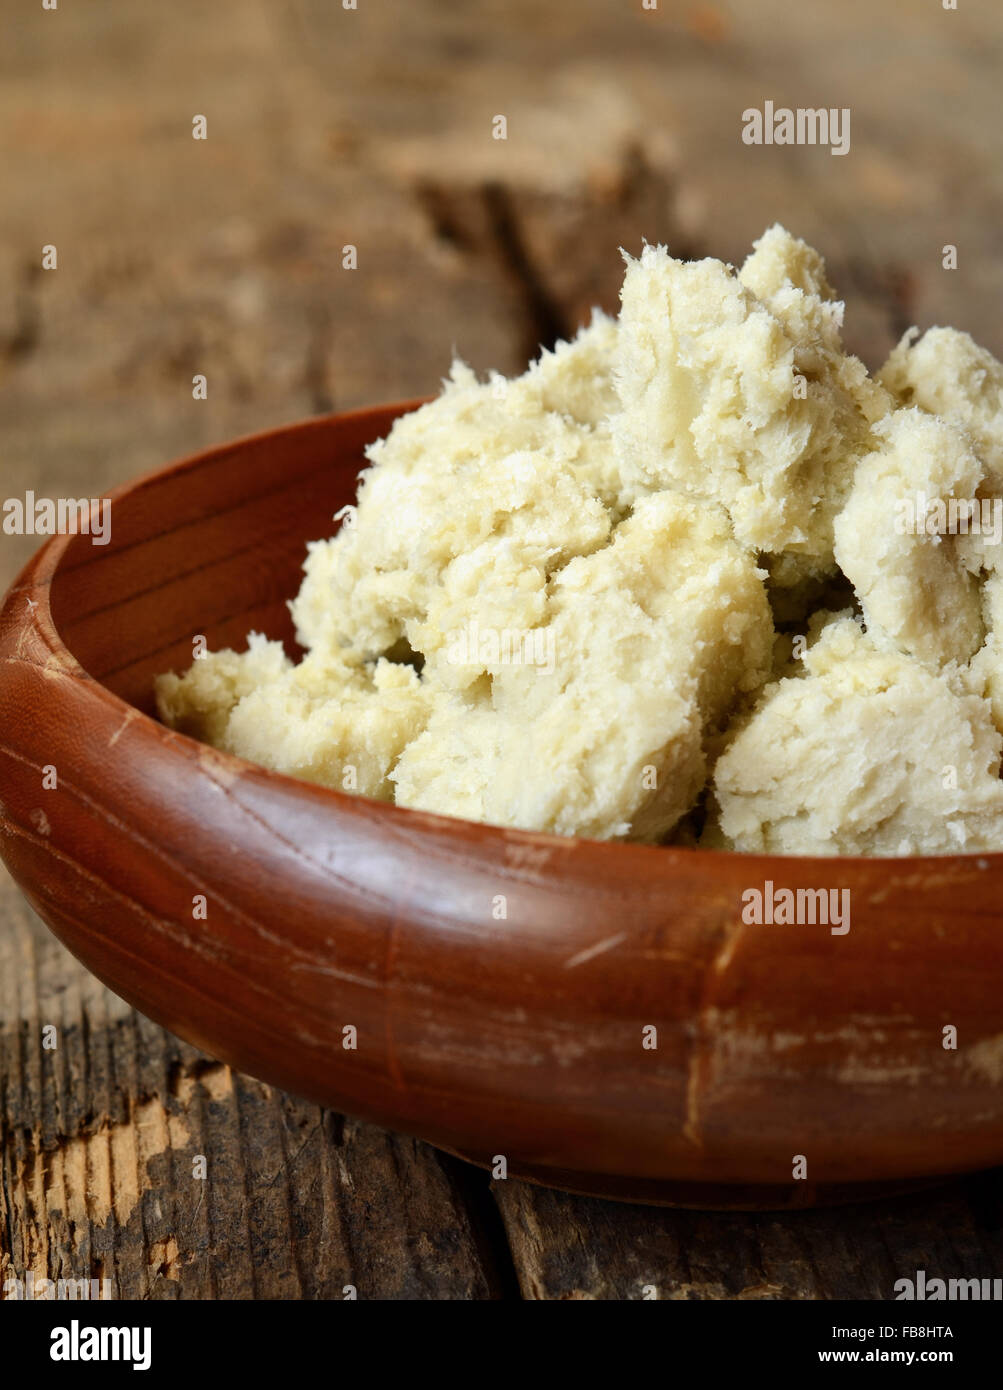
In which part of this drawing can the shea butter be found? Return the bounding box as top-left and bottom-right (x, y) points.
(156, 226), (1003, 854)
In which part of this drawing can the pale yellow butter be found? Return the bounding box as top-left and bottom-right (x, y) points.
(711, 619), (1003, 856)
(156, 225), (1003, 854)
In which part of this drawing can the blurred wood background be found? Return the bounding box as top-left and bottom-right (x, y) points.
(4, 0), (1003, 1298)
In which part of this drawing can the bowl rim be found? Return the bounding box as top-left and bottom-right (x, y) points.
(8, 398), (1003, 875)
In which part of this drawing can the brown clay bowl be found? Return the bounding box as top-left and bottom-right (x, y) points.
(2, 401), (1002, 1210)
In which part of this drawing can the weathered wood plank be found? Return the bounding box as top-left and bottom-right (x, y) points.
(493, 1170), (1003, 1300)
(0, 882), (507, 1299)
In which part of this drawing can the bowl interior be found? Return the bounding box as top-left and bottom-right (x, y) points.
(48, 405), (417, 712)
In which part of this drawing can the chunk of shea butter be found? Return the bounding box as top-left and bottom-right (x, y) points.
(156, 638), (430, 798)
(738, 225), (890, 431)
(962, 549), (1003, 739)
(833, 408), (984, 668)
(879, 325), (1003, 493)
(391, 491), (772, 840)
(292, 335), (617, 670)
(711, 619), (1003, 856)
(156, 632), (292, 746)
(612, 227), (888, 565)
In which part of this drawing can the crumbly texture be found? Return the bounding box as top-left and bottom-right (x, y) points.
(879, 326), (1003, 493)
(156, 225), (1003, 854)
(392, 492), (771, 841)
(962, 550), (1003, 737)
(612, 228), (890, 564)
(832, 407), (984, 668)
(710, 619), (1003, 856)
(156, 634), (430, 798)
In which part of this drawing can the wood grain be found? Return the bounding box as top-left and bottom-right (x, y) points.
(0, 876), (506, 1300)
(4, 0), (1003, 1299)
(494, 1172), (1003, 1300)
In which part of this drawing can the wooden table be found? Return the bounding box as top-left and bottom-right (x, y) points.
(3, 0), (1003, 1298)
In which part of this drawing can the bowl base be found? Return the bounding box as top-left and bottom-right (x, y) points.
(445, 1149), (949, 1209)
